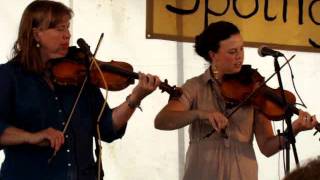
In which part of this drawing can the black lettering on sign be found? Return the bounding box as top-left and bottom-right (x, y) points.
(233, 0), (259, 18)
(207, 0), (230, 16)
(309, 0), (320, 25)
(164, 0), (320, 49)
(308, 0), (320, 48)
(166, 0), (200, 14)
(264, 0), (276, 21)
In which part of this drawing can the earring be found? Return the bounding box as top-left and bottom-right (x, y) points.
(36, 43), (40, 48)
(212, 64), (219, 79)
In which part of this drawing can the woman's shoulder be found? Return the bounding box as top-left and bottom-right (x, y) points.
(184, 71), (209, 87)
(0, 61), (14, 72)
(0, 58), (23, 78)
(0, 58), (20, 70)
(0, 61), (21, 87)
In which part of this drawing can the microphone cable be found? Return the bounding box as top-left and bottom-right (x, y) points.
(283, 55), (307, 109)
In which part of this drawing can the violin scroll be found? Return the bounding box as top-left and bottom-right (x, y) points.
(160, 79), (182, 100)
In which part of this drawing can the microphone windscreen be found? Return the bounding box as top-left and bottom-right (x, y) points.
(77, 38), (86, 48)
(77, 38), (92, 56)
(257, 45), (267, 57)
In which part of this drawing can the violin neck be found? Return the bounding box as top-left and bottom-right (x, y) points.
(99, 62), (168, 86)
(99, 61), (182, 98)
(100, 63), (139, 79)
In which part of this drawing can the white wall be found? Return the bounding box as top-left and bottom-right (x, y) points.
(1, 1), (320, 180)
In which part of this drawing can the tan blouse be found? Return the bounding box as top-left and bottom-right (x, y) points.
(180, 68), (258, 180)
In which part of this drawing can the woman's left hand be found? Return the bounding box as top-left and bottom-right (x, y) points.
(292, 110), (318, 134)
(130, 72), (161, 103)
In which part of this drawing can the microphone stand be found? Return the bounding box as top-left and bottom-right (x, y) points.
(273, 55), (300, 175)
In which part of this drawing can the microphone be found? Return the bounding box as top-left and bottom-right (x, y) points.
(258, 46), (284, 57)
(77, 38), (93, 56)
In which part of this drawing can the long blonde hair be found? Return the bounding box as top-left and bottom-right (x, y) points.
(12, 0), (73, 73)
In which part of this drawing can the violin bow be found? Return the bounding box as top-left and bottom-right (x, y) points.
(48, 34), (106, 167)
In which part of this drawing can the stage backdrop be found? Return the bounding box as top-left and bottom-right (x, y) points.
(146, 0), (320, 52)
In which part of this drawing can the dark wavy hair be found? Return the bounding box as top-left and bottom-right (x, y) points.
(11, 0), (73, 73)
(194, 21), (240, 62)
(283, 156), (320, 180)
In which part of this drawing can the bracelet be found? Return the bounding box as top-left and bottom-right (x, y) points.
(126, 95), (142, 111)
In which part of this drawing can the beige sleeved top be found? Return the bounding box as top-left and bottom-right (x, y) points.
(180, 68), (258, 180)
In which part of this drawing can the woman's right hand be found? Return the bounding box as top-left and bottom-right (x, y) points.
(28, 128), (65, 152)
(199, 111), (229, 133)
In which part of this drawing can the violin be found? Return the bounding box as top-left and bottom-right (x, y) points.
(221, 65), (297, 120)
(223, 65), (320, 127)
(204, 65), (320, 139)
(46, 46), (182, 98)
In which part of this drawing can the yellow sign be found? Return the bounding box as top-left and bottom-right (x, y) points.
(146, 0), (320, 52)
